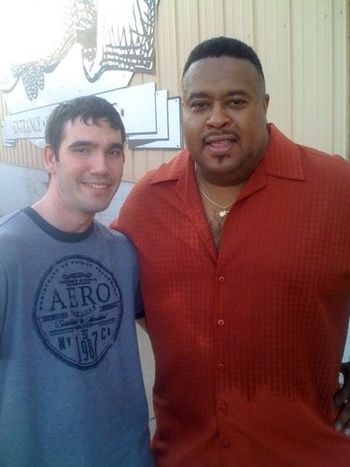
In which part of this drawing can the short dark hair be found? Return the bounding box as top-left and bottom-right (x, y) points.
(45, 95), (126, 157)
(182, 36), (265, 85)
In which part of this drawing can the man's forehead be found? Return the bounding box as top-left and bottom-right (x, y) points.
(182, 56), (263, 96)
(60, 118), (122, 144)
(69, 116), (111, 127)
(62, 117), (118, 134)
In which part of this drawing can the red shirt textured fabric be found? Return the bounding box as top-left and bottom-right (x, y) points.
(114, 125), (350, 466)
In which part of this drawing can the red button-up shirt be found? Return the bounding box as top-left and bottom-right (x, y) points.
(114, 125), (350, 466)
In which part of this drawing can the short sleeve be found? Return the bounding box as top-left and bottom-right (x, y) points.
(134, 281), (145, 320)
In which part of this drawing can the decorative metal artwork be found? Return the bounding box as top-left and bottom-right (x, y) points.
(4, 0), (156, 100)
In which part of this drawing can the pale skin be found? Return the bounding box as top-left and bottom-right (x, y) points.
(33, 118), (124, 233)
(181, 55), (350, 433)
(38, 117), (148, 328)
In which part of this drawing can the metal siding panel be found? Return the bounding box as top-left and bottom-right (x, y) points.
(289, 0), (348, 156)
(157, 0), (180, 94)
(331, 0), (349, 157)
(0, 92), (43, 169)
(198, 0), (225, 37)
(0, 0), (349, 181)
(225, 0), (255, 44)
(290, 0), (306, 144)
(134, 148), (150, 180)
(254, 0), (292, 135)
(312, 0), (333, 152)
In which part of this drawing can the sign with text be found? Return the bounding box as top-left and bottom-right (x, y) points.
(0, 0), (182, 151)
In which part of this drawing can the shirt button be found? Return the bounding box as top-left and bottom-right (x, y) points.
(217, 319), (225, 326)
(218, 276), (225, 283)
(223, 441), (231, 449)
(218, 362), (225, 370)
(218, 403), (228, 413)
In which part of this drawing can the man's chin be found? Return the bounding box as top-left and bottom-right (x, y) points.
(80, 200), (113, 216)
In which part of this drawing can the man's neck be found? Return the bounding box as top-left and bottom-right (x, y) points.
(32, 197), (94, 234)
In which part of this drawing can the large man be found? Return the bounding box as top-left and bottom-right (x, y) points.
(0, 96), (153, 466)
(113, 37), (350, 466)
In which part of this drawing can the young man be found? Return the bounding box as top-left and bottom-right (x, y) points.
(0, 96), (153, 466)
(113, 37), (350, 466)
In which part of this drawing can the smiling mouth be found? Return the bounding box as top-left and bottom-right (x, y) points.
(204, 132), (239, 152)
(207, 139), (233, 151)
(83, 182), (113, 190)
(204, 138), (238, 155)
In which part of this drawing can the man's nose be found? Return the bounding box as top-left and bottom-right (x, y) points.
(206, 104), (230, 128)
(90, 151), (109, 173)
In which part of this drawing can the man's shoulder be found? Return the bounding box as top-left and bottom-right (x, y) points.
(133, 149), (189, 192)
(268, 125), (350, 183)
(0, 210), (32, 265)
(295, 139), (349, 166)
(95, 221), (136, 250)
(0, 209), (27, 238)
(299, 145), (350, 181)
(0, 209), (22, 227)
(115, 150), (189, 231)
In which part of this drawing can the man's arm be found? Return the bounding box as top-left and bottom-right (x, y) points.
(334, 362), (350, 435)
(136, 317), (148, 333)
(0, 263), (7, 340)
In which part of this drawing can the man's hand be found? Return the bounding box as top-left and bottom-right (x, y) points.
(334, 362), (350, 436)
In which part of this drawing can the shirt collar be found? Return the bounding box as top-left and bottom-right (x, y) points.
(149, 123), (306, 186)
(263, 123), (305, 181)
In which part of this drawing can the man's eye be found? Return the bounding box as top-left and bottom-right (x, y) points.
(108, 149), (123, 158)
(228, 99), (246, 107)
(190, 101), (209, 111)
(74, 147), (90, 153)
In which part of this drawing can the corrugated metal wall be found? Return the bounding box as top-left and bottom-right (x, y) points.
(1, 0), (349, 181)
(0, 96), (43, 169)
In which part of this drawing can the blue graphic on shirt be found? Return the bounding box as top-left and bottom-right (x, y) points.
(33, 255), (122, 369)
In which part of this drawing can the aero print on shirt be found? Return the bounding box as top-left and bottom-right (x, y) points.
(33, 255), (123, 369)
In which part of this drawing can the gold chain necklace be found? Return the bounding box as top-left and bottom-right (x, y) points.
(197, 184), (233, 218)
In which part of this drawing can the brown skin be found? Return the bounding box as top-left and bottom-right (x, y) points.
(334, 363), (350, 435)
(182, 56), (270, 189)
(182, 55), (350, 435)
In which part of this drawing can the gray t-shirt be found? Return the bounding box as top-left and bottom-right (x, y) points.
(0, 208), (153, 467)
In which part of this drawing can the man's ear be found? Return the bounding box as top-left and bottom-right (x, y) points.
(263, 93), (270, 115)
(43, 145), (57, 174)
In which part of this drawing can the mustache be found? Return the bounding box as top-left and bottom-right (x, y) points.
(202, 129), (240, 143)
